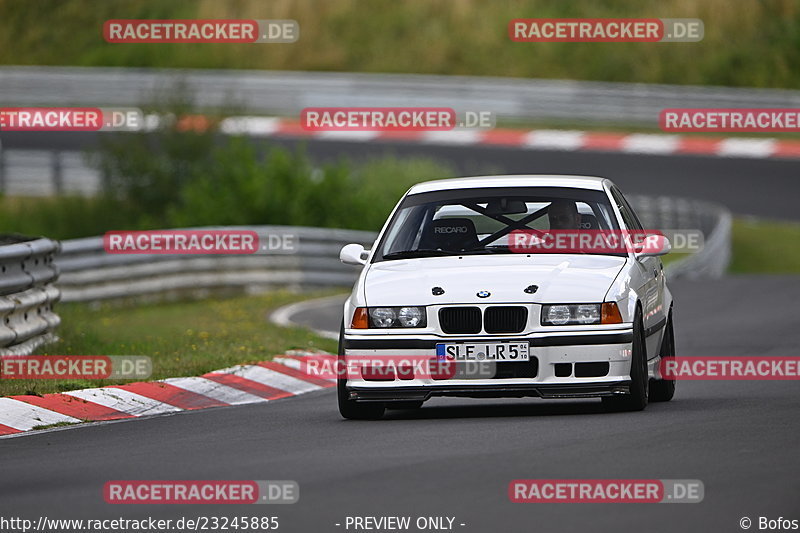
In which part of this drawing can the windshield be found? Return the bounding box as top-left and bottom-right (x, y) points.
(374, 186), (621, 261)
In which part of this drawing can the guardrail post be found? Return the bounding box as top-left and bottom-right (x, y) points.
(0, 236), (61, 356)
(0, 140), (5, 194)
(101, 165), (111, 192)
(51, 150), (63, 194)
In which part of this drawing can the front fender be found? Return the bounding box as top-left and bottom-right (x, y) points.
(604, 258), (643, 323)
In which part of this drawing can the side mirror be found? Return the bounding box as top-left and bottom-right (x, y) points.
(340, 243), (368, 265)
(635, 235), (672, 258)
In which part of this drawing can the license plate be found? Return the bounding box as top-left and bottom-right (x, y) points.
(436, 343), (529, 362)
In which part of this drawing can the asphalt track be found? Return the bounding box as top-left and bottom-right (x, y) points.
(2, 131), (800, 220)
(1, 276), (798, 532)
(1, 133), (798, 531)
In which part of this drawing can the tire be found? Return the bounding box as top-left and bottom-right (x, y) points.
(649, 310), (676, 402)
(337, 322), (385, 420)
(386, 401), (424, 410)
(603, 308), (649, 412)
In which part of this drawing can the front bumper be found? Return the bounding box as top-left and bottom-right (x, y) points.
(342, 328), (634, 401)
(348, 382), (632, 402)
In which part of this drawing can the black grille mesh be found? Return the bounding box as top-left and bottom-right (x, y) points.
(439, 306), (527, 334)
(438, 307), (482, 334)
(484, 306), (528, 334)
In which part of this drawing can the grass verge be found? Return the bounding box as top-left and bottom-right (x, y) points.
(661, 252), (689, 266)
(31, 421), (85, 431)
(730, 218), (800, 274)
(663, 218), (800, 273)
(0, 290), (341, 397)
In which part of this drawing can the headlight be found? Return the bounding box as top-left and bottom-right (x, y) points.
(575, 304), (601, 324)
(397, 306), (424, 327)
(369, 307), (397, 328)
(368, 306), (427, 328)
(545, 305), (572, 325)
(542, 303), (603, 325)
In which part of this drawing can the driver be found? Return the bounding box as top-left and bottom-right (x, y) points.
(548, 199), (581, 230)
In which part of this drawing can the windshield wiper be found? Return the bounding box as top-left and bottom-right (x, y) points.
(382, 249), (468, 260)
(483, 245), (515, 254)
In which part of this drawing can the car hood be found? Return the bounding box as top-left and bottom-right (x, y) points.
(364, 255), (627, 305)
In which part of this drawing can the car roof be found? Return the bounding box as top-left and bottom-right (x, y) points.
(407, 175), (610, 195)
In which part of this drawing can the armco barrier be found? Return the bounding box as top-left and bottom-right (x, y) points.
(2, 66), (799, 127)
(56, 226), (376, 302)
(630, 195), (732, 279)
(0, 236), (61, 356)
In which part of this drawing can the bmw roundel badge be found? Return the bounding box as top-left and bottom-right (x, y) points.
(477, 290), (491, 298)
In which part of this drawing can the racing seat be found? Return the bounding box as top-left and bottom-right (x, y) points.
(580, 214), (600, 230)
(420, 218), (479, 252)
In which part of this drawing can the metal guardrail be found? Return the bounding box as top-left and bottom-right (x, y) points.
(0, 237), (61, 356)
(0, 148), (101, 197)
(630, 195), (732, 279)
(2, 66), (800, 127)
(57, 226), (376, 302)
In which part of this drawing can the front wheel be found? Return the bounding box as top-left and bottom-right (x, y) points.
(603, 308), (649, 412)
(649, 310), (676, 402)
(337, 380), (386, 420)
(337, 322), (385, 420)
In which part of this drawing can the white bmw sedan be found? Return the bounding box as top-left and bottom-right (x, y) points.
(337, 175), (676, 419)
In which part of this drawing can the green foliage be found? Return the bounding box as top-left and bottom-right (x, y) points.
(156, 137), (455, 231)
(730, 218), (800, 273)
(0, 0), (798, 88)
(0, 97), (455, 238)
(0, 195), (138, 240)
